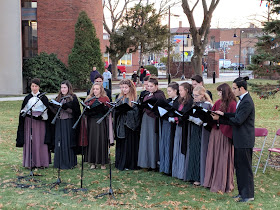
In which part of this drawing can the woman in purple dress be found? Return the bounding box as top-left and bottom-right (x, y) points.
(16, 78), (50, 168)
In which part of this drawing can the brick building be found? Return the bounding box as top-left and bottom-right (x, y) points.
(0, 0), (104, 95)
(37, 0), (103, 65)
(171, 26), (263, 78)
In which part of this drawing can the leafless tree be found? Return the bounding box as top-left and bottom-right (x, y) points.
(103, 0), (179, 79)
(182, 0), (220, 76)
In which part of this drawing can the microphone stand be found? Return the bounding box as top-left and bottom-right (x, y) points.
(95, 96), (123, 199)
(49, 96), (70, 190)
(18, 96), (44, 182)
(64, 97), (95, 192)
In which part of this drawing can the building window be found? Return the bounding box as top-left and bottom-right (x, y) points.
(22, 0), (37, 60)
(104, 53), (132, 66)
(118, 53), (132, 66)
(210, 36), (215, 49)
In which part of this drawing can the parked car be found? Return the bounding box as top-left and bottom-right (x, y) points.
(231, 63), (245, 70)
(104, 61), (126, 75)
(154, 63), (166, 70)
(219, 59), (231, 69)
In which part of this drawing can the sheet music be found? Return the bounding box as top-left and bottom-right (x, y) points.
(50, 99), (62, 106)
(148, 103), (153, 109)
(174, 110), (183, 117)
(158, 106), (168, 117)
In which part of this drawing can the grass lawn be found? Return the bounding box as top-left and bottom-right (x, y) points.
(0, 80), (280, 209)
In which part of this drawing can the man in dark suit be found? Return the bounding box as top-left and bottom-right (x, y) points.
(87, 74), (112, 102)
(212, 77), (255, 202)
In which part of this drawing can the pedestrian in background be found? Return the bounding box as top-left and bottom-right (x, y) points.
(131, 71), (139, 86)
(90, 66), (100, 84)
(103, 68), (111, 89)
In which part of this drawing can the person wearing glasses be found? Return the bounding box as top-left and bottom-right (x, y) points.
(191, 75), (213, 100)
(87, 75), (112, 102)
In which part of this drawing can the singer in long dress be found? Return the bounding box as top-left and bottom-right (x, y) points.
(172, 82), (193, 179)
(16, 78), (51, 168)
(114, 79), (140, 170)
(85, 84), (110, 169)
(203, 83), (236, 193)
(138, 77), (166, 169)
(50, 80), (81, 169)
(184, 86), (212, 186)
(158, 82), (179, 175)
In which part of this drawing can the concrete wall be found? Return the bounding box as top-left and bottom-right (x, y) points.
(0, 0), (22, 95)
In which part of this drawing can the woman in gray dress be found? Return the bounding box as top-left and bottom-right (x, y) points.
(172, 82), (193, 179)
(138, 77), (165, 169)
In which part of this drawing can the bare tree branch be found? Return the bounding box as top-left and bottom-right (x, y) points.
(202, 0), (207, 17)
(191, 0), (200, 13)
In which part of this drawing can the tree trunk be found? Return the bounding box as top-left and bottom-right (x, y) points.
(182, 0), (220, 76)
(138, 45), (143, 68)
(111, 58), (118, 79)
(191, 53), (203, 76)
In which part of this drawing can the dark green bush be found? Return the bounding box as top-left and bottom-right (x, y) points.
(23, 52), (68, 93)
(144, 65), (158, 76)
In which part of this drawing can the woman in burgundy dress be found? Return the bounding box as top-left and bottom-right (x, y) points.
(203, 83), (237, 193)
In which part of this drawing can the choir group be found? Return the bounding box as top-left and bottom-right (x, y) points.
(15, 75), (252, 198)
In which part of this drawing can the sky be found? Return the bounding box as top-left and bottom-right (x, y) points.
(103, 0), (271, 31)
(167, 0), (270, 28)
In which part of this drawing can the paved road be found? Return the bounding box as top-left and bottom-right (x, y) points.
(0, 71), (252, 102)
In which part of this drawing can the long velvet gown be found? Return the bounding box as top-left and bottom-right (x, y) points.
(114, 101), (140, 170)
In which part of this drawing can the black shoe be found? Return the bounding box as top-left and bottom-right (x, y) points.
(238, 198), (254, 202)
(232, 195), (241, 199)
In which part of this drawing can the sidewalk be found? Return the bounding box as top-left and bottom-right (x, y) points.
(0, 71), (252, 102)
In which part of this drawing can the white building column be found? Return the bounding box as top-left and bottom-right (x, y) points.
(0, 0), (22, 95)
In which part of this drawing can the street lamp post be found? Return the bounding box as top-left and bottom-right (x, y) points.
(182, 36), (185, 80)
(167, 6), (171, 84)
(167, 6), (180, 84)
(182, 31), (189, 80)
(234, 30), (244, 77)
